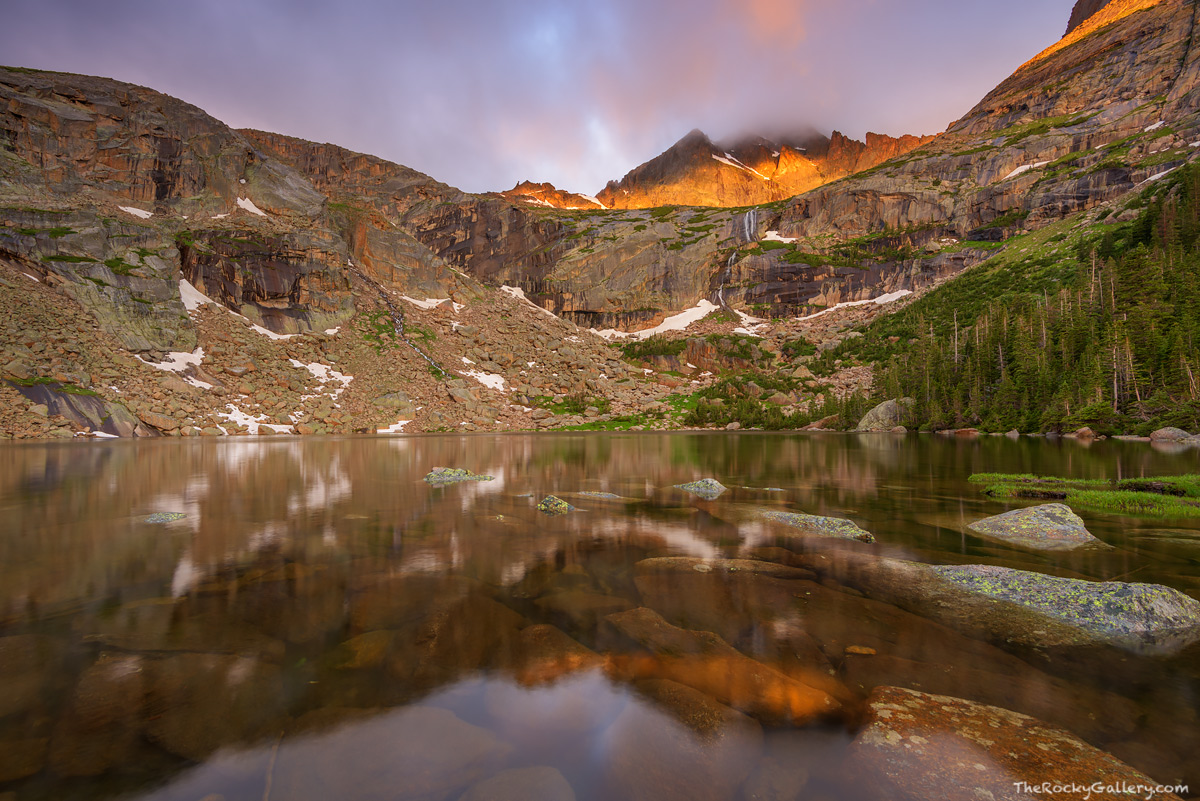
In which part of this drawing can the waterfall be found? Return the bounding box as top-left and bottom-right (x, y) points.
(349, 266), (447, 376)
(741, 208), (759, 243)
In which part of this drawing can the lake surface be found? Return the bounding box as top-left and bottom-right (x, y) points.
(1, 432), (1198, 801)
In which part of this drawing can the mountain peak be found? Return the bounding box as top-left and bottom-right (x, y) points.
(1065, 0), (1114, 35)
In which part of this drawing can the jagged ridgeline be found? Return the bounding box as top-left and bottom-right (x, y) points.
(828, 162), (1200, 434)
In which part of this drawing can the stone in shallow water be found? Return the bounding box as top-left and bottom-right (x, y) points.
(144, 511), (187, 523)
(760, 510), (874, 543)
(423, 467), (494, 485)
(603, 683), (763, 801)
(931, 564), (1200, 652)
(458, 766), (576, 801)
(271, 706), (510, 801)
(537, 495), (575, 515)
(143, 653), (285, 761)
(0, 635), (61, 718)
(846, 686), (1183, 801)
(604, 607), (840, 725)
(674, 478), (727, 500)
(967, 502), (1101, 551)
(48, 654), (146, 776)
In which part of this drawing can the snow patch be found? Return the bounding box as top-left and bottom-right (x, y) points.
(402, 295), (452, 310)
(91, 431), (120, 439)
(236, 197), (268, 217)
(579, 194), (607, 209)
(217, 404), (293, 435)
(465, 369), (507, 392)
(712, 153), (770, 181)
(119, 206), (153, 219)
(179, 279), (215, 311)
(324, 327), (341, 335)
(461, 356), (476, 365)
(1144, 121), (1166, 132)
(1191, 142), (1200, 148)
(794, 290), (913, 322)
(1003, 161), (1051, 181)
(593, 300), (719, 340)
(500, 285), (559, 319)
(377, 419), (413, 434)
(22, 273), (39, 283)
(138, 348), (205, 374)
(763, 230), (798, 244)
(249, 323), (297, 341)
(211, 213), (229, 220)
(1137, 166), (1179, 186)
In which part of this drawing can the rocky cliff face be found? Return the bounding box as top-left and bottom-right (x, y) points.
(592, 128), (935, 210)
(778, 0), (1199, 242)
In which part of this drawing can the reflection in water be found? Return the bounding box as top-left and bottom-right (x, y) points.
(0, 433), (1197, 800)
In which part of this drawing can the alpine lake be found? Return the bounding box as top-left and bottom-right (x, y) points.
(1, 432), (1198, 801)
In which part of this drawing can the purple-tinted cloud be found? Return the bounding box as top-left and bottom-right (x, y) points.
(2, 0), (1076, 194)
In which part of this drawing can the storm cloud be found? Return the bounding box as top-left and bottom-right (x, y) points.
(2, 0), (1075, 193)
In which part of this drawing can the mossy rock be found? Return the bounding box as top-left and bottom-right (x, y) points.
(966, 503), (1103, 551)
(145, 512), (188, 524)
(424, 467), (494, 485)
(931, 564), (1200, 653)
(675, 478), (728, 500)
(537, 496), (575, 515)
(760, 510), (875, 543)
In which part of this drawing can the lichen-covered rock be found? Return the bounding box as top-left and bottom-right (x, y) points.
(760, 510), (874, 543)
(537, 495), (575, 515)
(848, 686), (1182, 801)
(423, 467), (494, 485)
(931, 564), (1200, 653)
(674, 478), (727, 500)
(966, 503), (1102, 551)
(1150, 427), (1191, 442)
(855, 398), (913, 432)
(145, 512), (187, 523)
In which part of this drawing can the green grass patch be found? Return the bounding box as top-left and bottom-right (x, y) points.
(620, 335), (687, 360)
(972, 473), (1200, 517)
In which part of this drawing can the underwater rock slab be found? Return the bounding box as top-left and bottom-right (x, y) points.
(423, 467), (494, 485)
(674, 478), (728, 500)
(931, 564), (1200, 654)
(846, 686), (1182, 801)
(459, 766), (576, 801)
(760, 510), (875, 543)
(967, 503), (1102, 551)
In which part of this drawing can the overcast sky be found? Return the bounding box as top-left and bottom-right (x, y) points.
(2, 0), (1076, 194)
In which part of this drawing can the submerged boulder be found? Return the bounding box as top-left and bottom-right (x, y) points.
(760, 510), (874, 543)
(855, 398), (913, 432)
(424, 467), (494, 485)
(930, 564), (1200, 653)
(966, 503), (1102, 551)
(847, 686), (1182, 801)
(674, 478), (728, 500)
(458, 767), (576, 801)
